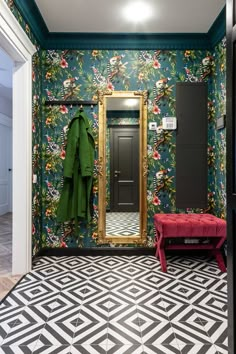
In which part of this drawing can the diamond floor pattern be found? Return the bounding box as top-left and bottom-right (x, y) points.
(0, 255), (227, 353)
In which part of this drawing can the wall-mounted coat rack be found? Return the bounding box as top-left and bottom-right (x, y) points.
(45, 100), (97, 106)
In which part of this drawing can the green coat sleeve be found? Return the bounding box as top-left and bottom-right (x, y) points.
(79, 118), (93, 177)
(63, 119), (79, 178)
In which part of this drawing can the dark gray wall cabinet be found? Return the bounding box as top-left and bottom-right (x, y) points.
(176, 82), (208, 209)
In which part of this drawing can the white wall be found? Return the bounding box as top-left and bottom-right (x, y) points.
(0, 46), (13, 117)
(0, 96), (12, 117)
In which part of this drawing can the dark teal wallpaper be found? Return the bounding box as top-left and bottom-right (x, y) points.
(4, 0), (38, 46)
(4, 0), (43, 256)
(3, 0), (226, 252)
(41, 47), (226, 249)
(212, 39), (226, 219)
(32, 51), (43, 256)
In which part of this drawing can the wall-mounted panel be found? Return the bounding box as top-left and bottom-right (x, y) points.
(176, 82), (208, 209)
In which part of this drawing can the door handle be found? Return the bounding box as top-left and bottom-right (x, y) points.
(114, 171), (120, 174)
(8, 169), (12, 171)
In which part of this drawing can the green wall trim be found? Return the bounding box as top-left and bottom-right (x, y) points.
(208, 7), (226, 47)
(14, 1), (225, 50)
(14, 0), (48, 45)
(44, 32), (211, 50)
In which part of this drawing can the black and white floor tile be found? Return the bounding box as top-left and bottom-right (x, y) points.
(106, 213), (139, 236)
(0, 255), (227, 353)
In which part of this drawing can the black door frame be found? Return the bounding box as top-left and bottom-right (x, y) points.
(226, 0), (235, 352)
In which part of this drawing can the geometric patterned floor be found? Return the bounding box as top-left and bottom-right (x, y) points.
(0, 255), (228, 353)
(106, 212), (139, 236)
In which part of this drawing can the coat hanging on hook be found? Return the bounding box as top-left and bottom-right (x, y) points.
(57, 109), (95, 225)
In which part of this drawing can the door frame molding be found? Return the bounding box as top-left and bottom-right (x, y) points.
(0, 0), (36, 274)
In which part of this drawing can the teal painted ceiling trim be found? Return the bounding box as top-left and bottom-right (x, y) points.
(208, 7), (226, 47)
(44, 32), (210, 50)
(14, 0), (49, 45)
(15, 1), (225, 50)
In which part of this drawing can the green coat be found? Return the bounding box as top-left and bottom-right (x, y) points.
(57, 111), (95, 223)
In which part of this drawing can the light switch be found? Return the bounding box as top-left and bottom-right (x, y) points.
(149, 122), (157, 130)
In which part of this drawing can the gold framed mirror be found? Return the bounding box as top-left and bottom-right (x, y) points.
(98, 90), (148, 244)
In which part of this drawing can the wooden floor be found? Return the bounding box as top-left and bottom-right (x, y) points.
(0, 213), (21, 301)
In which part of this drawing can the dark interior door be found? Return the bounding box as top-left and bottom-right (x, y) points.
(110, 126), (139, 212)
(226, 0), (236, 352)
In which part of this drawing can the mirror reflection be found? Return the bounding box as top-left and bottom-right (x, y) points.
(98, 90), (147, 244)
(105, 97), (140, 237)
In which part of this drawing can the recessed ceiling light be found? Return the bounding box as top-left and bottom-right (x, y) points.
(125, 99), (139, 107)
(123, 1), (152, 23)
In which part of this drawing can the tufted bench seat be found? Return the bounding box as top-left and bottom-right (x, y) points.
(154, 213), (226, 272)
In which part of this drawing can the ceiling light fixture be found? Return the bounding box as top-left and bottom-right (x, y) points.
(125, 99), (139, 107)
(123, 1), (152, 23)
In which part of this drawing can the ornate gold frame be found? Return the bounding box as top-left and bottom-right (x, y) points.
(98, 90), (148, 244)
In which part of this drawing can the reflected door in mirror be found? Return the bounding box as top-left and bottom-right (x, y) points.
(110, 126), (139, 212)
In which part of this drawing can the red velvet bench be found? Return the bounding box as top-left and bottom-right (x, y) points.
(154, 213), (226, 272)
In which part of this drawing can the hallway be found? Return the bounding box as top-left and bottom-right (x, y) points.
(0, 255), (227, 353)
(0, 213), (12, 275)
(0, 213), (21, 300)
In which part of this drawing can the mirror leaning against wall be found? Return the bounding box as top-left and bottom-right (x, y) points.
(97, 90), (148, 244)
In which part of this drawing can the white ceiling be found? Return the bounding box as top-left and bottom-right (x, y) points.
(35, 0), (225, 33)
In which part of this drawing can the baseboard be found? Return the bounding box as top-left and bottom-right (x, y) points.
(35, 247), (156, 257)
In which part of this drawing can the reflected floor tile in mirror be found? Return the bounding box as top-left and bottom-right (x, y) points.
(106, 212), (139, 236)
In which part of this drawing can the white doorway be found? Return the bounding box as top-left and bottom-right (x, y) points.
(0, 117), (12, 216)
(0, 47), (13, 276)
(0, 47), (13, 217)
(0, 0), (36, 275)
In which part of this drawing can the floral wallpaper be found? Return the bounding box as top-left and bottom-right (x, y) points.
(32, 51), (43, 256)
(212, 39), (226, 219)
(3, 0), (227, 251)
(4, 0), (43, 256)
(4, 0), (38, 46)
(40, 46), (226, 249)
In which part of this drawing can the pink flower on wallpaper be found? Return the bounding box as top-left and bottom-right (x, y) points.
(60, 149), (66, 159)
(153, 150), (161, 160)
(153, 60), (161, 69)
(152, 196), (161, 205)
(107, 82), (114, 90)
(152, 105), (161, 115)
(46, 89), (52, 97)
(32, 122), (36, 133)
(59, 105), (68, 114)
(32, 224), (35, 235)
(60, 58), (68, 68)
(32, 71), (36, 82)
